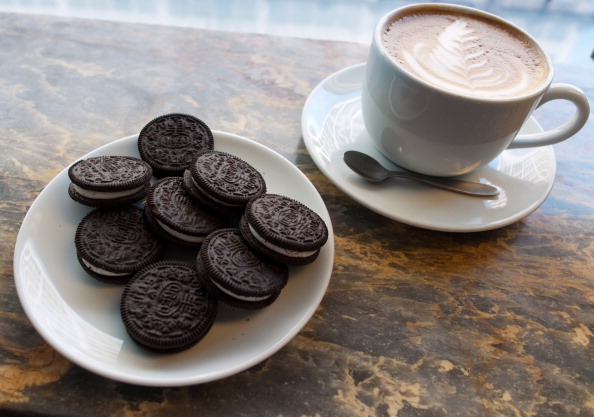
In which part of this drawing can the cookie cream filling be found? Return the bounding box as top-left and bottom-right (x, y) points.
(155, 218), (205, 243)
(190, 177), (243, 207)
(72, 184), (144, 200)
(248, 224), (316, 258)
(81, 258), (129, 277)
(210, 279), (271, 302)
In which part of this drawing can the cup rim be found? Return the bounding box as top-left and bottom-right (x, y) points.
(373, 2), (554, 102)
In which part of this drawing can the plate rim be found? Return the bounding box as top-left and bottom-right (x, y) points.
(13, 130), (335, 386)
(301, 62), (556, 233)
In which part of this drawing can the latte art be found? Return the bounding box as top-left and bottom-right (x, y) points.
(402, 20), (530, 97)
(383, 12), (548, 98)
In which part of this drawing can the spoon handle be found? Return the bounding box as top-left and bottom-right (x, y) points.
(388, 171), (500, 197)
(343, 150), (500, 197)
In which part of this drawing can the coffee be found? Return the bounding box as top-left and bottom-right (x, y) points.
(362, 4), (588, 176)
(382, 9), (549, 99)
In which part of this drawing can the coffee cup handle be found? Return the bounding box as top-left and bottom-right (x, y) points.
(507, 83), (590, 149)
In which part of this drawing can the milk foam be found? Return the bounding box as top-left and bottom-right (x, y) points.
(383, 12), (548, 98)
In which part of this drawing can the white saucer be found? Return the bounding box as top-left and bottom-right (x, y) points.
(13, 131), (334, 386)
(302, 63), (556, 232)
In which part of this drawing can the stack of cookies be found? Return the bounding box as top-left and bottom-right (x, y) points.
(68, 113), (329, 353)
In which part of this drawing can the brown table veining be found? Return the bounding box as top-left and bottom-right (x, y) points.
(1, 12), (593, 417)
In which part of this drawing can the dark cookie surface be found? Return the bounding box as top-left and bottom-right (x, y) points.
(121, 261), (217, 353)
(68, 155), (153, 191)
(75, 205), (164, 284)
(198, 228), (288, 309)
(239, 215), (319, 266)
(68, 155), (152, 207)
(182, 169), (236, 218)
(245, 194), (328, 250)
(145, 177), (226, 246)
(138, 113), (214, 177)
(187, 151), (266, 215)
(68, 182), (151, 208)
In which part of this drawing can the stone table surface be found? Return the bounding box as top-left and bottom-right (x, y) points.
(1, 12), (593, 417)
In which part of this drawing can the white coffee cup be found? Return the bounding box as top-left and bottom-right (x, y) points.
(361, 3), (590, 177)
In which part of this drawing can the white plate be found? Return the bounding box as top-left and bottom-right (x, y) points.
(302, 63), (556, 232)
(13, 131), (334, 386)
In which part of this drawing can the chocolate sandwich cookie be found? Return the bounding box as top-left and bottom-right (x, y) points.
(138, 113), (214, 177)
(121, 261), (217, 353)
(239, 194), (328, 265)
(183, 150), (266, 217)
(197, 228), (288, 309)
(144, 177), (226, 247)
(68, 155), (152, 207)
(75, 205), (164, 284)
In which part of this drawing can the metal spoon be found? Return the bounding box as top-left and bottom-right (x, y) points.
(343, 150), (500, 197)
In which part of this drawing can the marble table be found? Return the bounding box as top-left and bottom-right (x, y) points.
(1, 12), (593, 417)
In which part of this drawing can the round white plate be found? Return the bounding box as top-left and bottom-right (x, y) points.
(13, 131), (334, 386)
(302, 63), (556, 232)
